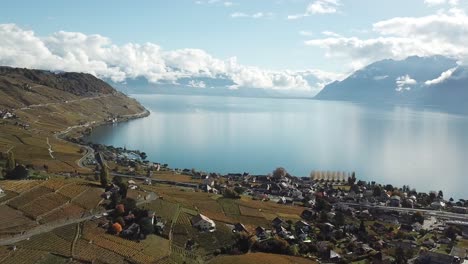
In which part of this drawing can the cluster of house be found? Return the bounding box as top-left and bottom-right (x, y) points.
(190, 171), (468, 262)
(0, 109), (15, 119)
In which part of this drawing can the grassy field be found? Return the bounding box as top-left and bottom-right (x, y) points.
(143, 184), (305, 229)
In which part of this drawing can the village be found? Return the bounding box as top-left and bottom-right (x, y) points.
(73, 143), (468, 264)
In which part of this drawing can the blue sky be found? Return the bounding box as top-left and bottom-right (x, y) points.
(1, 0), (467, 93)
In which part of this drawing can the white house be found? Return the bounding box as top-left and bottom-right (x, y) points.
(191, 214), (216, 232)
(202, 176), (215, 186)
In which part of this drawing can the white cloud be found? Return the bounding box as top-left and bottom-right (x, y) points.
(424, 0), (459, 6)
(308, 0), (340, 14)
(322, 31), (341, 37)
(396, 75), (417, 91)
(231, 12), (273, 19)
(425, 67), (457, 85)
(188, 80), (207, 88)
(0, 23), (341, 94)
(288, 0), (341, 19)
(305, 8), (468, 70)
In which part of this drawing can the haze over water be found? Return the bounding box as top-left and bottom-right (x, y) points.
(86, 94), (468, 198)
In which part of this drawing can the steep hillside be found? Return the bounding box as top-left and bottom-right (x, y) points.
(0, 66), (148, 172)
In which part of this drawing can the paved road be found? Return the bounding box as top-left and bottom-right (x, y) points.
(342, 202), (468, 221)
(110, 172), (199, 189)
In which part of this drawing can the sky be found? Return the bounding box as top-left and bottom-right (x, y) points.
(1, 0), (468, 94)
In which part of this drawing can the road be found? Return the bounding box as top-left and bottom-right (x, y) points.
(110, 172), (199, 189)
(17, 94), (113, 111)
(341, 202), (468, 221)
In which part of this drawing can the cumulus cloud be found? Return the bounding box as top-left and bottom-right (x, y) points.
(425, 67), (457, 85)
(288, 0), (341, 19)
(305, 8), (468, 70)
(396, 75), (417, 91)
(0, 23), (340, 93)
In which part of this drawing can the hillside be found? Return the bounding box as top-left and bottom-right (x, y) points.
(0, 66), (147, 172)
(315, 56), (468, 113)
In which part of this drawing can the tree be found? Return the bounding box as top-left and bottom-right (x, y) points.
(234, 186), (246, 195)
(223, 188), (240, 199)
(334, 211), (346, 227)
(438, 190), (444, 199)
(5, 151), (15, 172)
(139, 217), (154, 236)
(140, 152), (147, 160)
(6, 165), (29, 180)
(122, 198), (137, 212)
(412, 212), (424, 225)
(100, 165), (109, 188)
(373, 186), (383, 197)
(272, 167), (287, 179)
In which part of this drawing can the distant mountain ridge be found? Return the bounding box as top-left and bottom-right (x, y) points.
(315, 56), (468, 113)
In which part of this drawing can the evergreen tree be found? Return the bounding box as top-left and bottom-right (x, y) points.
(6, 151), (15, 172)
(100, 165), (109, 188)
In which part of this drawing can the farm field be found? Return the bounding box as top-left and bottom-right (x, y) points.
(209, 253), (317, 264)
(72, 187), (104, 210)
(20, 192), (69, 219)
(0, 205), (37, 235)
(7, 186), (53, 209)
(142, 184), (306, 228)
(0, 180), (41, 194)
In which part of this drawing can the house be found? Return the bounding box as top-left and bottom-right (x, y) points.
(276, 226), (295, 240)
(295, 220), (311, 232)
(450, 246), (468, 260)
(191, 214), (216, 232)
(417, 251), (460, 264)
(154, 217), (166, 235)
(255, 226), (271, 240)
(0, 187), (4, 198)
(202, 176), (215, 186)
(389, 195), (401, 207)
(101, 191), (112, 199)
(272, 217), (285, 228)
(301, 209), (316, 220)
(121, 223), (140, 239)
(233, 223), (249, 234)
(431, 201), (446, 210)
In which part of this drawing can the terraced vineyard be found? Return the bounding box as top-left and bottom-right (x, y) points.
(72, 187), (103, 210)
(41, 179), (69, 191)
(141, 199), (180, 221)
(39, 203), (86, 224)
(20, 193), (69, 219)
(57, 183), (89, 199)
(0, 205), (37, 235)
(0, 180), (41, 194)
(7, 186), (52, 209)
(74, 239), (127, 264)
(0, 248), (48, 264)
(18, 232), (72, 257)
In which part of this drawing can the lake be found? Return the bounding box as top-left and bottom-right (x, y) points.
(86, 94), (468, 198)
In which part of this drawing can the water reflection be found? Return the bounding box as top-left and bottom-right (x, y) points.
(86, 94), (468, 198)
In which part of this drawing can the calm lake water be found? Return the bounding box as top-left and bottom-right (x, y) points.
(86, 94), (468, 198)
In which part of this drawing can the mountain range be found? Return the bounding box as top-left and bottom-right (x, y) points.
(315, 56), (468, 113)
